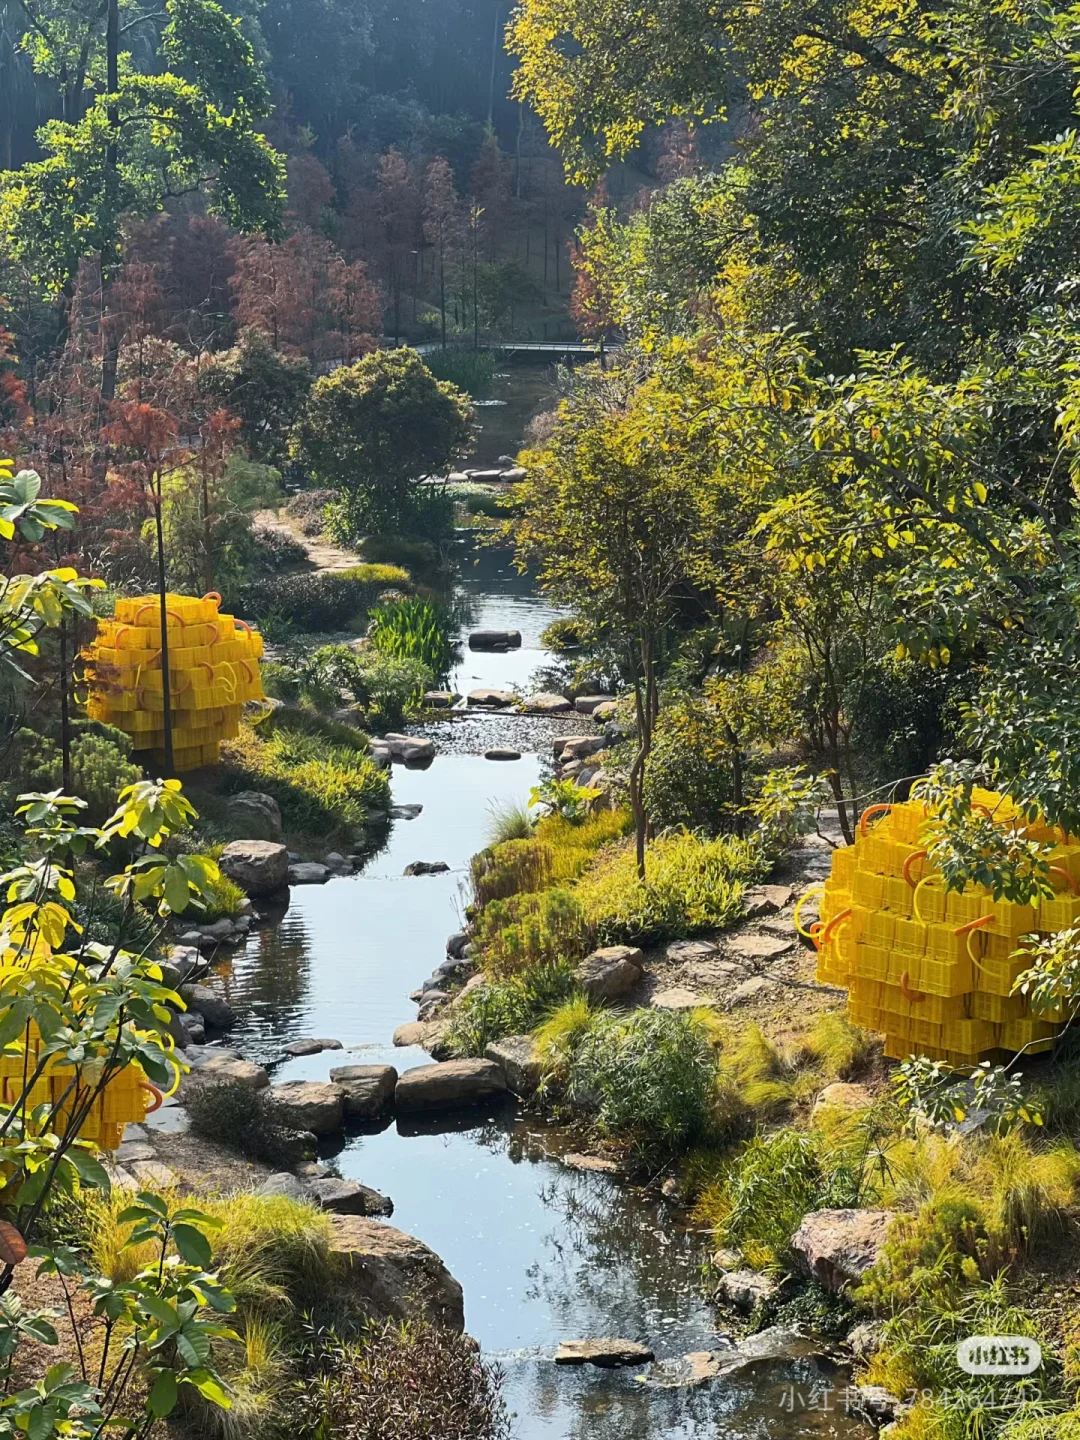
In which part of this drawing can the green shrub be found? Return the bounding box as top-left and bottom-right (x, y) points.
(239, 570), (404, 632)
(359, 534), (441, 573)
(476, 886), (592, 976)
(22, 728), (142, 823)
(642, 695), (736, 835)
(223, 719), (390, 836)
(575, 830), (767, 945)
(368, 595), (458, 676)
(249, 524), (308, 575)
(541, 616), (592, 651)
(694, 1128), (862, 1270)
(444, 962), (580, 1057)
(471, 839), (554, 907)
(423, 346), (498, 397)
(186, 1082), (313, 1170)
(556, 1008), (725, 1160)
(339, 563), (411, 587)
(304, 1320), (511, 1440)
(284, 488), (339, 536)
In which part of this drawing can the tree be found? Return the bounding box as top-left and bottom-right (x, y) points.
(199, 328), (312, 466)
(289, 348), (471, 538)
(0, 0), (285, 374)
(375, 148), (420, 344)
(515, 371), (717, 876)
(423, 156), (461, 350)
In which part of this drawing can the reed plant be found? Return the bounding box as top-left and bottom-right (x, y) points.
(368, 595), (458, 677)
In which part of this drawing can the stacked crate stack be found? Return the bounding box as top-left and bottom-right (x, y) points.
(82, 592), (264, 771)
(808, 788), (1078, 1066)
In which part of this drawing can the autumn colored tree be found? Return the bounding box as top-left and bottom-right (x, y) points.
(376, 148), (420, 343)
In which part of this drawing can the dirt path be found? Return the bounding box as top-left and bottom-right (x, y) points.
(256, 508), (363, 574)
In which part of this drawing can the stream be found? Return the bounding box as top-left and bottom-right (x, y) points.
(212, 368), (870, 1438)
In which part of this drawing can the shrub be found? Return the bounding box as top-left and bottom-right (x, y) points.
(305, 1321), (511, 1440)
(198, 861), (248, 920)
(444, 962), (580, 1057)
(642, 695), (736, 835)
(238, 570), (405, 632)
(556, 1008), (724, 1160)
(359, 534), (441, 573)
(424, 345), (497, 397)
(476, 886), (592, 976)
(575, 830), (768, 946)
(285, 488), (340, 536)
(694, 1127), (862, 1270)
(222, 719), (390, 836)
(22, 728), (142, 823)
(368, 595), (458, 676)
(540, 616), (591, 651)
(249, 524), (308, 574)
(185, 1082), (313, 1170)
(472, 839), (554, 907)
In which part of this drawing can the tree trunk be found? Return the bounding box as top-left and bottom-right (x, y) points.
(153, 474), (175, 775)
(99, 0), (121, 403)
(59, 620), (72, 795)
(439, 243), (447, 349)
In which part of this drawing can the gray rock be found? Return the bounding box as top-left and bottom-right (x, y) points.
(591, 700), (619, 721)
(812, 1083), (873, 1120)
(179, 1012), (206, 1045)
(219, 840), (290, 897)
(562, 1153), (620, 1174)
(435, 955), (474, 983)
(180, 1054), (269, 1093)
(329, 1064), (398, 1118)
(382, 733), (436, 766)
(665, 939), (719, 964)
(573, 694), (614, 714)
(576, 945), (644, 1002)
(743, 884), (796, 918)
(555, 1339), (654, 1368)
(258, 1172), (309, 1201)
(423, 691), (459, 709)
(847, 1321), (886, 1359)
(176, 930), (205, 947)
(161, 946), (201, 986)
(650, 987), (707, 1011)
(179, 984), (235, 1031)
(447, 931), (469, 959)
(395, 1058), (507, 1112)
(228, 791), (283, 843)
(330, 1215), (465, 1330)
(324, 852), (351, 871)
(852, 1386), (900, 1426)
(521, 692), (572, 714)
(726, 975), (775, 1006)
(199, 917), (237, 942)
(267, 1080), (345, 1135)
(308, 1177), (393, 1217)
(469, 630), (522, 650)
(289, 862), (331, 885)
(392, 1021), (429, 1047)
(790, 1208), (894, 1292)
(484, 1035), (542, 1096)
(467, 688), (516, 707)
(485, 748), (521, 761)
(727, 933), (794, 961)
(715, 1269), (779, 1311)
(403, 860), (450, 876)
(284, 1037), (344, 1057)
(391, 803), (423, 820)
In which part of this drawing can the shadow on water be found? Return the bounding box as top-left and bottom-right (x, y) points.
(215, 375), (870, 1439)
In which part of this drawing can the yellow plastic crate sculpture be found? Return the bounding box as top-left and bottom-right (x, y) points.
(82, 592), (264, 771)
(805, 788), (1078, 1068)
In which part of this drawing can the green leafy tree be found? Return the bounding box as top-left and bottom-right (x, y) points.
(198, 328), (312, 468)
(290, 348), (472, 539)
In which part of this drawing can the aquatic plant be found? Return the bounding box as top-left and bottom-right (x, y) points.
(368, 595), (458, 677)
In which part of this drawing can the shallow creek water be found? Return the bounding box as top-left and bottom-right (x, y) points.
(214, 540), (868, 1437)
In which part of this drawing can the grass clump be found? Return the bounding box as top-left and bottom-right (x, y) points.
(475, 886), (591, 977)
(444, 962), (580, 1057)
(545, 1007), (734, 1162)
(575, 829), (768, 946)
(185, 1081), (314, 1170)
(471, 838), (553, 907)
(368, 595), (458, 677)
(485, 797), (534, 845)
(222, 715), (390, 837)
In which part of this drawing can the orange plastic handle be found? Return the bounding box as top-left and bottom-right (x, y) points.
(1049, 865), (1079, 896)
(207, 622), (220, 644)
(808, 921), (824, 951)
(135, 603), (185, 627)
(140, 1082), (163, 1114)
(900, 971), (925, 1005)
(203, 591), (222, 606)
(233, 617), (253, 636)
(115, 625), (131, 645)
(822, 908), (852, 944)
(238, 658), (254, 681)
(197, 661), (214, 682)
(954, 913), (992, 937)
(859, 804), (892, 837)
(903, 849), (928, 887)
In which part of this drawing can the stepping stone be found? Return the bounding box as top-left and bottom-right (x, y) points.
(284, 1037), (344, 1057)
(555, 1339), (655, 1368)
(726, 975), (775, 1006)
(468, 689), (516, 707)
(562, 1153), (620, 1174)
(116, 1139), (156, 1163)
(485, 748), (521, 761)
(128, 1159), (178, 1187)
(403, 860), (450, 876)
(649, 986), (708, 1011)
(665, 939), (719, 963)
(521, 692), (572, 714)
(390, 804), (423, 820)
(727, 933), (794, 961)
(573, 695), (613, 714)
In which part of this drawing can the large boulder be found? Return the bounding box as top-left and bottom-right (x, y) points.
(574, 695), (614, 715)
(329, 1064), (397, 1118)
(467, 688), (515, 708)
(556, 734), (607, 762)
(790, 1208), (893, 1292)
(219, 840), (289, 897)
(715, 1270), (779, 1312)
(178, 983), (236, 1031)
(394, 1059), (507, 1112)
(521, 692), (572, 714)
(484, 1035), (542, 1097)
(266, 1080), (344, 1135)
(382, 734), (436, 766)
(307, 1177), (393, 1217)
(576, 946), (644, 1003)
(329, 1216), (464, 1330)
(228, 792), (283, 843)
(179, 1048), (269, 1095)
(469, 629), (521, 650)
(289, 862), (330, 885)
